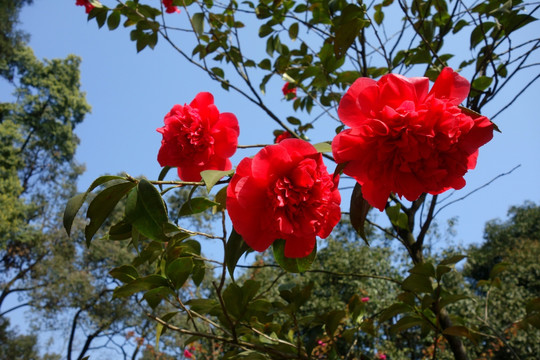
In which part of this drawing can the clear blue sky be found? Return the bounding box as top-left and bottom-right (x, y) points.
(17, 1), (540, 246)
(4, 0), (540, 357)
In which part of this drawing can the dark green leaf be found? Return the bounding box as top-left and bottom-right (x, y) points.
(143, 286), (175, 309)
(225, 229), (251, 279)
(138, 179), (168, 225)
(166, 257), (194, 289)
(439, 294), (469, 309)
(113, 275), (169, 298)
(349, 183), (371, 245)
(179, 197), (219, 217)
(442, 326), (479, 345)
(379, 303), (411, 322)
(325, 310), (346, 337)
(288, 22), (299, 40)
(64, 193), (86, 237)
(402, 273), (433, 294)
(125, 188), (169, 242)
(272, 239), (316, 273)
(390, 315), (424, 334)
(85, 181), (136, 247)
(409, 262), (435, 277)
(192, 13), (204, 36)
(109, 265), (139, 283)
(107, 11), (121, 30)
(439, 254), (467, 266)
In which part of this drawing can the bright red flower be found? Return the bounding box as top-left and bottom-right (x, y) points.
(227, 139), (341, 258)
(76, 0), (94, 13)
(361, 297), (370, 303)
(282, 82), (297, 98)
(274, 131), (293, 143)
(162, 0), (181, 13)
(332, 67), (494, 211)
(157, 92), (239, 181)
(183, 348), (193, 358)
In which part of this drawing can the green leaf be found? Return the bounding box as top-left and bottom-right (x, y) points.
(125, 188), (169, 242)
(200, 169), (234, 192)
(259, 24), (273, 37)
(211, 67), (224, 78)
(213, 185), (228, 212)
(63, 175), (126, 236)
(471, 76), (493, 91)
(439, 294), (469, 309)
(166, 257), (194, 289)
(379, 303), (411, 322)
(313, 142), (332, 153)
(288, 22), (299, 40)
(442, 326), (479, 345)
(374, 9), (384, 25)
(108, 219), (133, 240)
(272, 239), (316, 273)
(489, 261), (510, 280)
(286, 116), (301, 125)
(409, 262), (435, 277)
(386, 204), (409, 230)
(390, 315), (424, 334)
(192, 13), (204, 36)
(138, 179), (168, 225)
(143, 286), (175, 309)
(402, 273), (433, 294)
(110, 265), (139, 283)
(85, 181), (136, 247)
(325, 310), (346, 337)
(439, 254), (467, 266)
(64, 193), (86, 237)
(107, 11), (121, 30)
(225, 229), (251, 280)
(113, 275), (169, 298)
(258, 59), (271, 70)
(179, 197), (219, 217)
(349, 183), (371, 245)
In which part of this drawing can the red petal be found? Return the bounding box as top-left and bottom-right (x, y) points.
(338, 77), (379, 127)
(429, 67), (470, 105)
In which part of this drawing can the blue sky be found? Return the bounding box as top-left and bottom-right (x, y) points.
(16, 1), (540, 248)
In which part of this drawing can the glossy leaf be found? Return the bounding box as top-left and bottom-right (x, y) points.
(192, 13), (204, 36)
(402, 273), (433, 294)
(109, 265), (139, 283)
(349, 183), (371, 245)
(63, 175), (126, 236)
(313, 142), (332, 153)
(166, 257), (194, 289)
(85, 181), (136, 247)
(179, 197), (219, 217)
(125, 188), (169, 242)
(225, 229), (251, 279)
(138, 179), (168, 225)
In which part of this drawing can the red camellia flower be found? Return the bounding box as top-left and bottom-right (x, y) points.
(76, 0), (94, 13)
(162, 0), (181, 13)
(274, 131), (292, 143)
(157, 92), (239, 181)
(332, 67), (494, 211)
(227, 139), (341, 258)
(282, 82), (297, 98)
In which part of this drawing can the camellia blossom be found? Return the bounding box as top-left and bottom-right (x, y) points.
(378, 354), (387, 360)
(227, 139), (341, 258)
(157, 92), (239, 181)
(274, 131), (292, 143)
(76, 0), (94, 13)
(282, 82), (297, 98)
(162, 0), (181, 13)
(332, 67), (494, 211)
(361, 297), (370, 303)
(183, 348), (193, 358)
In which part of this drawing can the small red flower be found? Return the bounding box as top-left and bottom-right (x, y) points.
(274, 131), (293, 143)
(183, 348), (193, 358)
(361, 297), (370, 303)
(76, 0), (94, 13)
(162, 0), (181, 13)
(157, 92), (239, 181)
(332, 67), (494, 211)
(282, 82), (297, 98)
(227, 139), (341, 258)
(378, 354), (387, 360)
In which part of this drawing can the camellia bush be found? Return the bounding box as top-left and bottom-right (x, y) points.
(65, 0), (540, 359)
